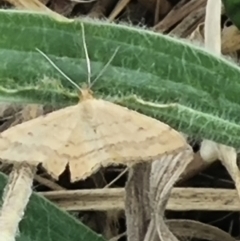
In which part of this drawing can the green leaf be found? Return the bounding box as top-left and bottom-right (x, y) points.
(1, 10), (240, 147)
(0, 172), (106, 241)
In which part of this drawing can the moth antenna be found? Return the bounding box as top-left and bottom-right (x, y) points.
(90, 47), (119, 89)
(36, 48), (82, 92)
(81, 23), (91, 88)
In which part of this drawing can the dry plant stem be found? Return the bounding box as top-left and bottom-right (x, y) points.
(143, 160), (171, 241)
(204, 0), (221, 52)
(108, 0), (131, 21)
(144, 150), (192, 241)
(154, 154), (189, 241)
(34, 175), (66, 191)
(0, 163), (36, 241)
(154, 0), (207, 32)
(169, 7), (205, 38)
(41, 187), (240, 211)
(125, 162), (151, 241)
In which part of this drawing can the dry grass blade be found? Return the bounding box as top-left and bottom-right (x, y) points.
(145, 151), (192, 241)
(154, 0), (207, 33)
(39, 187), (240, 212)
(167, 219), (236, 241)
(34, 175), (66, 191)
(108, 0), (131, 21)
(169, 6), (205, 38)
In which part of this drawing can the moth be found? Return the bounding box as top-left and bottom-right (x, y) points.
(0, 23), (191, 182)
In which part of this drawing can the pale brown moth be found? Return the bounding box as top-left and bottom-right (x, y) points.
(0, 23), (190, 182)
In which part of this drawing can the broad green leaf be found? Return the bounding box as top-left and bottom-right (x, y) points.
(0, 172), (106, 241)
(0, 10), (240, 147)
